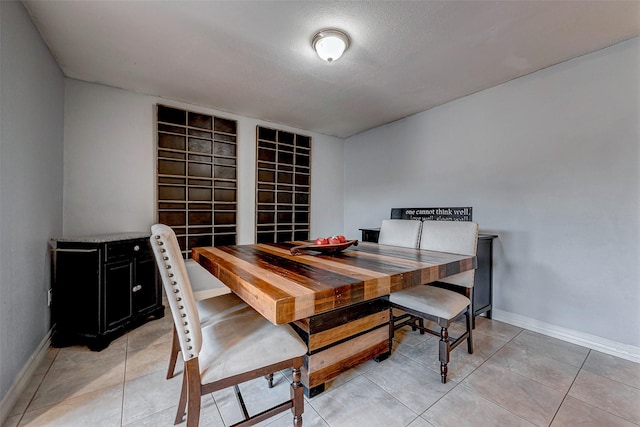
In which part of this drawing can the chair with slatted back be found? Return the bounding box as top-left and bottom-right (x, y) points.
(377, 219), (422, 248)
(151, 224), (307, 427)
(389, 220), (478, 383)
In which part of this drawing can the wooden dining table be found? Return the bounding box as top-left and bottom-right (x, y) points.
(192, 240), (476, 396)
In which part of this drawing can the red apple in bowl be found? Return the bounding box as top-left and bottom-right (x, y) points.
(314, 237), (329, 245)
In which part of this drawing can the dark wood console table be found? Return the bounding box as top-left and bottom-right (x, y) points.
(359, 227), (497, 327)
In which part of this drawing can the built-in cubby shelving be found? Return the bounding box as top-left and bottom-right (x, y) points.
(156, 104), (237, 257)
(256, 126), (311, 243)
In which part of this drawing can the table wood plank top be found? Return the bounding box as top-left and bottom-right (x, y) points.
(192, 241), (476, 324)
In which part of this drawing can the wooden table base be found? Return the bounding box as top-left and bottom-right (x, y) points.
(290, 296), (391, 397)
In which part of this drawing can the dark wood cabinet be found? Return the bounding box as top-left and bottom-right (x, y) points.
(51, 233), (164, 350)
(359, 227), (497, 326)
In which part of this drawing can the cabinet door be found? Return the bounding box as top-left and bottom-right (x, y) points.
(104, 260), (133, 330)
(133, 255), (159, 314)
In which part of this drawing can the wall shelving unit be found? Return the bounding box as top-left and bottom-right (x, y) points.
(256, 126), (311, 243)
(156, 104), (237, 257)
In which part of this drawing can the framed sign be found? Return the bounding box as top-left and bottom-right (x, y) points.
(391, 207), (472, 222)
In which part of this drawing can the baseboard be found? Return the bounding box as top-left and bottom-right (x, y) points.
(492, 309), (640, 364)
(0, 329), (53, 426)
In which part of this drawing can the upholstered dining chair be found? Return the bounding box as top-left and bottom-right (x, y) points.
(151, 224), (307, 427)
(165, 237), (278, 387)
(166, 258), (234, 379)
(377, 219), (422, 248)
(389, 220), (479, 383)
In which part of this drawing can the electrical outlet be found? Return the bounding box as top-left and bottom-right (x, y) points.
(47, 289), (52, 306)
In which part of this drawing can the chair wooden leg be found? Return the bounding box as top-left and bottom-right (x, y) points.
(265, 373), (274, 388)
(438, 326), (450, 384)
(175, 371), (188, 425)
(290, 365), (303, 427)
(410, 316), (418, 332)
(185, 359), (201, 427)
(466, 309), (474, 354)
(440, 361), (448, 384)
(167, 325), (180, 379)
(410, 316), (425, 334)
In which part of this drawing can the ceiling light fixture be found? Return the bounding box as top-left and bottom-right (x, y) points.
(312, 29), (350, 63)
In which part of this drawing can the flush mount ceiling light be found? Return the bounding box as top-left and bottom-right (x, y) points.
(312, 29), (350, 63)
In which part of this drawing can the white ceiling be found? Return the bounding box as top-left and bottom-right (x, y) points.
(24, 1), (639, 138)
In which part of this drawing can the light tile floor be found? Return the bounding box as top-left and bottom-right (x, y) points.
(4, 314), (640, 427)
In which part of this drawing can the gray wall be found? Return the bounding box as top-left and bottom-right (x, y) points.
(62, 79), (344, 242)
(0, 0), (64, 401)
(344, 38), (639, 351)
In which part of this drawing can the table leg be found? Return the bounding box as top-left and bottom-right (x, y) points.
(290, 297), (390, 395)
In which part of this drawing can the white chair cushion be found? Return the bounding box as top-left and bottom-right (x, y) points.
(184, 259), (232, 300)
(419, 220), (478, 288)
(378, 219), (422, 248)
(199, 309), (308, 384)
(390, 285), (470, 320)
(419, 220), (478, 255)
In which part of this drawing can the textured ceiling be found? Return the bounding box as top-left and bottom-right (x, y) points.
(24, 1), (639, 138)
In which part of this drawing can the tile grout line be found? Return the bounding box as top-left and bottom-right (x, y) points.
(421, 325), (525, 417)
(120, 335), (130, 427)
(547, 348), (591, 426)
(462, 328), (611, 426)
(442, 327), (544, 426)
(371, 322), (518, 424)
(371, 325), (508, 425)
(13, 348), (60, 426)
(561, 351), (640, 425)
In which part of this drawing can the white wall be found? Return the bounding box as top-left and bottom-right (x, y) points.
(345, 38), (640, 352)
(63, 79), (345, 242)
(0, 0), (64, 406)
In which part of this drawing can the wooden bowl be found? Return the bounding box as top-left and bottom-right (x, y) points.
(290, 240), (358, 255)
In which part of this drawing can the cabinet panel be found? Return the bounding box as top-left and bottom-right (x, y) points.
(53, 248), (101, 342)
